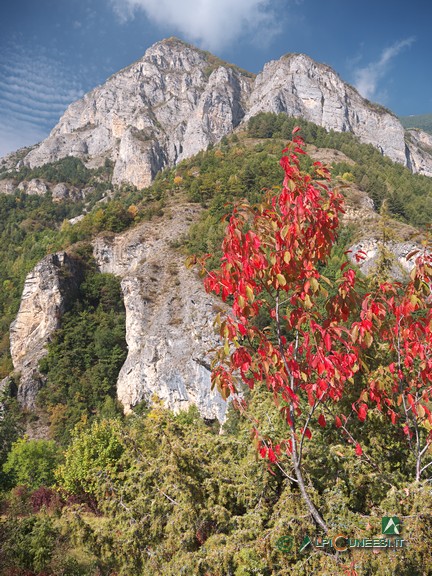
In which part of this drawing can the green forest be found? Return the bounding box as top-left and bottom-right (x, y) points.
(400, 113), (432, 135)
(1, 115), (432, 575)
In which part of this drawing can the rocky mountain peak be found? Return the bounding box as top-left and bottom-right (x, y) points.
(3, 38), (432, 190)
(245, 51), (408, 167)
(143, 37), (209, 70)
(20, 38), (253, 189)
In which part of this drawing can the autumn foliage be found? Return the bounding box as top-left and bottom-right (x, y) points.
(198, 129), (432, 530)
(355, 256), (432, 480)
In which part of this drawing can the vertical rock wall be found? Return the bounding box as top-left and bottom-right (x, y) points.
(9, 253), (81, 408)
(93, 203), (227, 421)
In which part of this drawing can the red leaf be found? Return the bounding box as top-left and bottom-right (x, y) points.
(354, 250), (367, 262)
(355, 443), (362, 456)
(335, 416), (342, 428)
(268, 448), (277, 463)
(358, 403), (368, 422)
(238, 323), (247, 336)
(407, 393), (415, 409)
(318, 414), (326, 427)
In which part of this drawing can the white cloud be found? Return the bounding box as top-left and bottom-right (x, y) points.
(352, 37), (415, 101)
(0, 43), (85, 157)
(111, 0), (282, 51)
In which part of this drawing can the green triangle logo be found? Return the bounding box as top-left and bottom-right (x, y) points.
(299, 535), (312, 552)
(382, 517), (401, 535)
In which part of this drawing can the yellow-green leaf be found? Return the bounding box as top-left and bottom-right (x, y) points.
(277, 274), (287, 286)
(246, 285), (254, 302)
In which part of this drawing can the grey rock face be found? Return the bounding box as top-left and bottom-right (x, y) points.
(51, 182), (84, 202)
(17, 179), (48, 196)
(51, 183), (70, 201)
(68, 214), (85, 225)
(245, 54), (408, 167)
(10, 252), (81, 408)
(0, 179), (17, 195)
(348, 238), (420, 279)
(22, 39), (253, 190)
(0, 178), (88, 201)
(111, 129), (168, 189)
(405, 129), (432, 177)
(9, 200), (227, 419)
(15, 39), (431, 188)
(93, 202), (227, 421)
(0, 377), (12, 418)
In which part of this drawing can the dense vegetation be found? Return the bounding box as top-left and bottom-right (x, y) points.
(0, 192), (88, 377)
(1, 401), (431, 575)
(37, 252), (127, 445)
(247, 113), (432, 224)
(1, 116), (432, 574)
(400, 113), (432, 135)
(0, 156), (103, 187)
(180, 113), (432, 275)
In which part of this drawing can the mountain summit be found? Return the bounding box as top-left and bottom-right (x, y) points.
(9, 37), (432, 185)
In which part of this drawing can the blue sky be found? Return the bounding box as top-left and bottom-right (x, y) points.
(0, 0), (431, 157)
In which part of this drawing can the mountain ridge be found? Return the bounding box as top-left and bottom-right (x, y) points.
(2, 37), (432, 185)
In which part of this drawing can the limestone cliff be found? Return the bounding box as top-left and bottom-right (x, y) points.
(10, 253), (81, 408)
(405, 129), (432, 177)
(0, 178), (92, 201)
(92, 202), (227, 420)
(21, 38), (253, 190)
(9, 200), (226, 420)
(6, 38), (431, 188)
(244, 54), (407, 166)
(348, 237), (421, 279)
(0, 179), (17, 195)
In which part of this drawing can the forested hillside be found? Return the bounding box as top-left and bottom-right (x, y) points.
(1, 116), (432, 575)
(400, 113), (432, 135)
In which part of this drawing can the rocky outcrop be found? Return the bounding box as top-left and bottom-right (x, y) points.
(17, 179), (48, 196)
(348, 238), (421, 279)
(245, 54), (407, 166)
(10, 38), (430, 188)
(68, 214), (85, 226)
(405, 129), (432, 177)
(111, 130), (168, 189)
(10, 252), (81, 408)
(93, 202), (227, 421)
(0, 179), (17, 195)
(51, 182), (83, 202)
(0, 178), (90, 201)
(8, 197), (227, 419)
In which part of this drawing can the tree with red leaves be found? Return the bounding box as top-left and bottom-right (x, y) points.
(196, 128), (432, 534)
(353, 253), (432, 482)
(197, 130), (363, 532)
